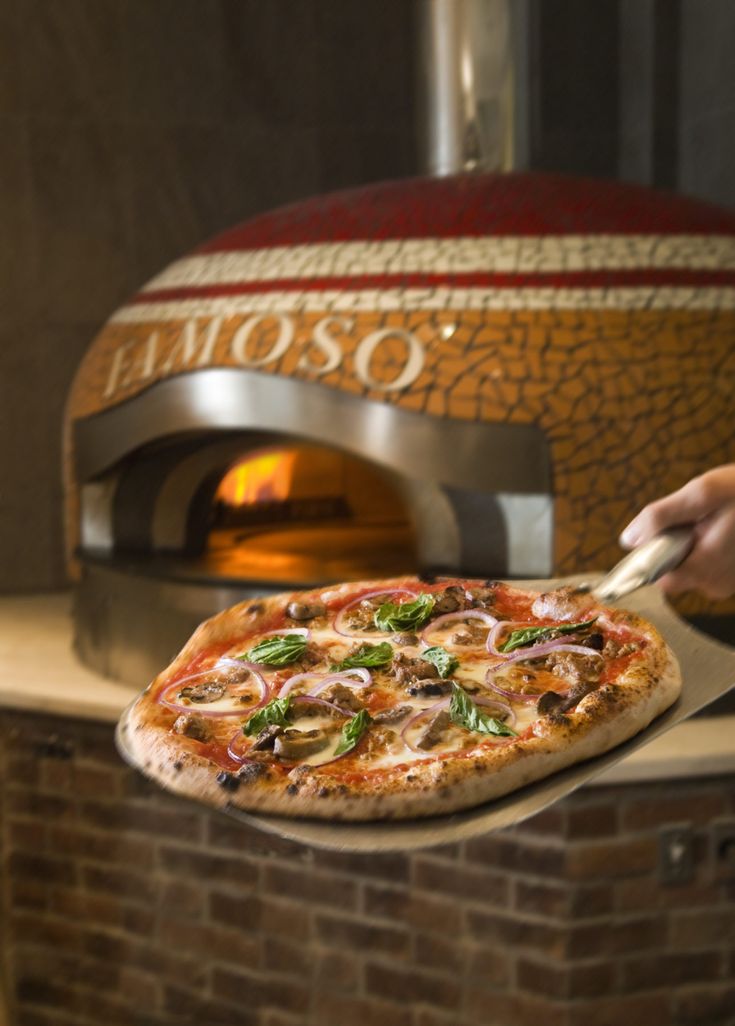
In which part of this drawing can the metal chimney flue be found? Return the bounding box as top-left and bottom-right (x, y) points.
(419, 0), (523, 176)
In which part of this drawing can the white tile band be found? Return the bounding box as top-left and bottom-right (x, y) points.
(111, 285), (735, 324)
(142, 235), (735, 292)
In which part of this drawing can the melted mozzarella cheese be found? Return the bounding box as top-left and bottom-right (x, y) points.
(224, 615), (546, 771)
(168, 694), (260, 715)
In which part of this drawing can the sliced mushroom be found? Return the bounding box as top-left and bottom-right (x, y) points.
(415, 709), (452, 750)
(178, 681), (226, 704)
(250, 724), (283, 751)
(286, 600), (326, 621)
(274, 727), (331, 760)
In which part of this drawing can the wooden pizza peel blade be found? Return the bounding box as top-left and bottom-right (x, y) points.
(115, 534), (735, 853)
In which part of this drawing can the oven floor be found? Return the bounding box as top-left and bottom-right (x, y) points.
(199, 520), (417, 585)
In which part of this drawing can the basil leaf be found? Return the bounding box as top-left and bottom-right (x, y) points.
(243, 695), (292, 736)
(449, 683), (517, 737)
(374, 593), (435, 633)
(335, 641), (394, 671)
(334, 708), (372, 756)
(499, 618), (598, 654)
(241, 633), (308, 666)
(422, 645), (459, 679)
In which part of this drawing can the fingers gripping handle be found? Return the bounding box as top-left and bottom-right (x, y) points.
(593, 527), (695, 603)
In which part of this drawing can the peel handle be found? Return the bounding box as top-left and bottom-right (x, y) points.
(592, 527), (695, 603)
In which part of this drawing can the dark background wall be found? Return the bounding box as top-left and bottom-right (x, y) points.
(1, 0), (734, 592)
(529, 0), (735, 202)
(0, 0), (418, 591)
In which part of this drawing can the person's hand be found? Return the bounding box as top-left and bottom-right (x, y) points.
(619, 464), (735, 600)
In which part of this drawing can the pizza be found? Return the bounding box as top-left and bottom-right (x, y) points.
(121, 576), (681, 821)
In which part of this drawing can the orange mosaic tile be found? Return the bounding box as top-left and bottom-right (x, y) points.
(64, 173), (735, 618)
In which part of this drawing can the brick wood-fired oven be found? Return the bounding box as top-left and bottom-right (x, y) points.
(64, 172), (735, 685)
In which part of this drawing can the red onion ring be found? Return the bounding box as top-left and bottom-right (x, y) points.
(421, 609), (498, 647)
(161, 667), (267, 717)
(400, 695), (515, 754)
(484, 643), (602, 702)
(399, 697), (449, 753)
(277, 667), (371, 699)
(216, 657), (270, 684)
(277, 672), (327, 699)
(309, 672), (372, 697)
(539, 643), (604, 659)
(333, 588), (417, 638)
(312, 667), (371, 686)
(486, 619), (529, 657)
(215, 656), (258, 672)
(485, 675), (566, 704)
(227, 731), (253, 764)
(487, 641), (605, 671)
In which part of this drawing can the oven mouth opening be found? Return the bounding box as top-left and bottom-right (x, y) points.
(202, 443), (419, 586)
(71, 381), (557, 686)
(78, 437), (423, 591)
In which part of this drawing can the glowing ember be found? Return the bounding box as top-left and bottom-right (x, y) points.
(217, 450), (297, 506)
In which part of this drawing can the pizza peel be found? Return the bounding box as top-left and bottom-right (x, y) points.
(115, 529), (735, 852)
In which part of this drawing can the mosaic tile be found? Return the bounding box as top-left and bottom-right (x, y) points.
(66, 174), (735, 617)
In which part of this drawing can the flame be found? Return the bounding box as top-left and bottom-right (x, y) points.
(217, 450), (297, 506)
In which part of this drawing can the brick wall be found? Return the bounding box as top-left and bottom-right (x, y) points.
(1, 709), (733, 1026)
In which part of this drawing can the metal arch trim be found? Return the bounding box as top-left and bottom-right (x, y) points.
(73, 369), (550, 494)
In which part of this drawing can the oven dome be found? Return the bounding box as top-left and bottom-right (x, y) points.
(65, 171), (735, 682)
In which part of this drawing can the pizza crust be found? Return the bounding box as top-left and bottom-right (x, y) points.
(122, 577), (682, 821)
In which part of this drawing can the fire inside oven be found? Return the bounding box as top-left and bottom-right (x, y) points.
(203, 444), (417, 584)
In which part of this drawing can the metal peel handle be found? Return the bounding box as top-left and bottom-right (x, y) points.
(592, 527), (695, 603)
